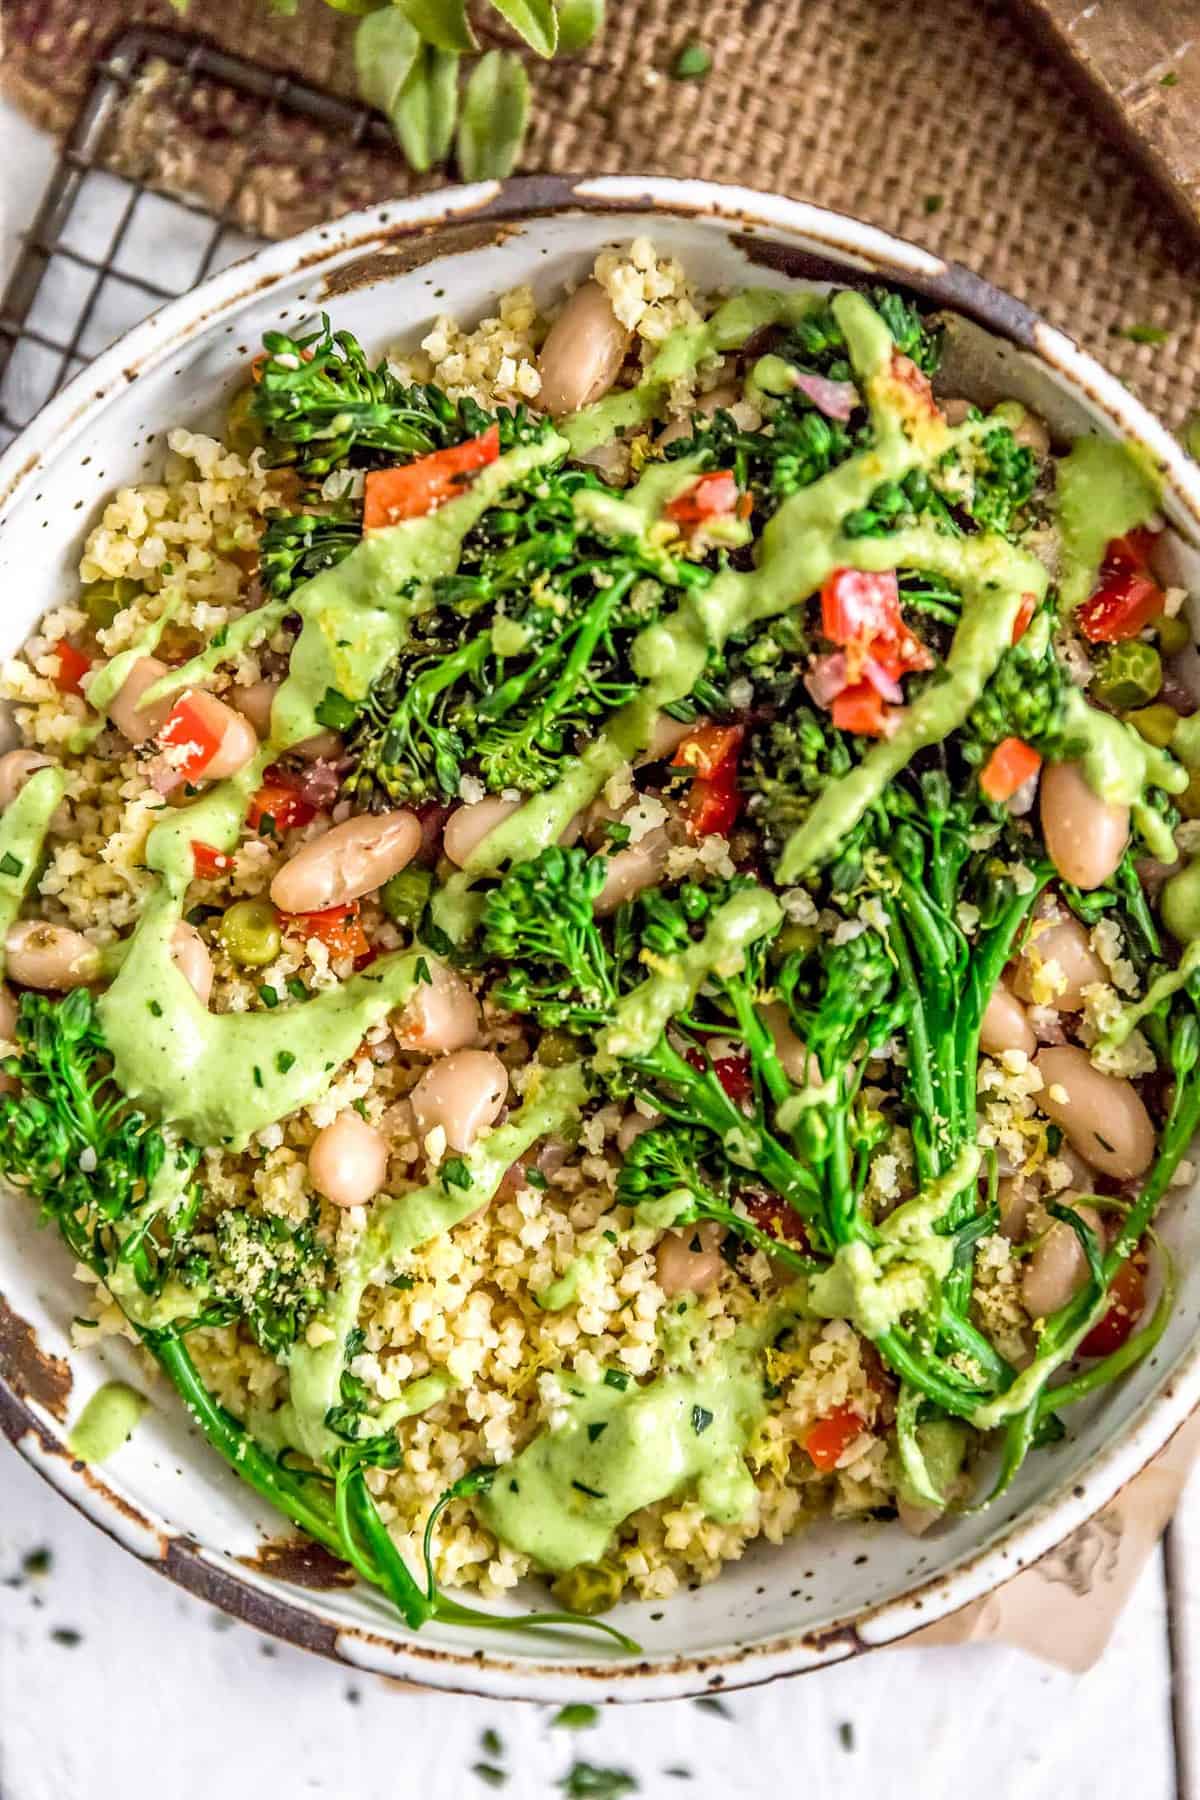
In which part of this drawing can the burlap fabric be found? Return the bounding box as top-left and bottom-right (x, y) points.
(4, 0), (1200, 426)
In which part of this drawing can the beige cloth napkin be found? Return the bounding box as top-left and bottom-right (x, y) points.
(902, 1410), (1200, 1670)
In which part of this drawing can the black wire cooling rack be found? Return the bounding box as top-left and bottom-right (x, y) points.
(0, 26), (404, 451)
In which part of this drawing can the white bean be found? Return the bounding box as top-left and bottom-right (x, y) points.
(1022, 1201), (1105, 1320)
(1013, 912), (1106, 1011)
(392, 962), (480, 1055)
(5, 921), (100, 989)
(897, 1497), (942, 1537)
(617, 1109), (662, 1154)
(410, 1048), (508, 1155)
(655, 1220), (725, 1297)
(761, 1001), (816, 1084)
(979, 981), (1037, 1056)
(309, 1111), (389, 1209)
(106, 657), (175, 743)
(230, 678), (278, 738)
(1039, 760), (1129, 891)
(270, 808), (421, 913)
(1035, 1045), (1155, 1180)
(442, 796), (522, 869)
(170, 922), (213, 1006)
(997, 1174), (1035, 1242)
(164, 690), (258, 781)
(593, 827), (671, 915)
(0, 749), (52, 811)
(536, 281), (631, 416)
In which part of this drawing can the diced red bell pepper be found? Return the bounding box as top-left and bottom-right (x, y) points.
(1076, 529), (1166, 643)
(664, 470), (740, 526)
(980, 736), (1042, 803)
(1011, 591), (1038, 644)
(191, 841), (232, 880)
(673, 721), (744, 838)
(804, 1405), (866, 1472)
(158, 694), (225, 782)
(743, 1190), (811, 1249)
(1079, 1258), (1146, 1357)
(672, 722), (744, 781)
(831, 681), (891, 738)
(820, 568), (932, 683)
(282, 901), (370, 961)
(687, 1047), (754, 1102)
(888, 351), (938, 421)
(363, 426), (500, 530)
(49, 640), (92, 696)
(247, 775), (317, 835)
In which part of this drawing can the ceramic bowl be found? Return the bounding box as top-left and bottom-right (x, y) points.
(2, 175), (1199, 1703)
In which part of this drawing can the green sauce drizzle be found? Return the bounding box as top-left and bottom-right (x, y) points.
(0, 764), (66, 978)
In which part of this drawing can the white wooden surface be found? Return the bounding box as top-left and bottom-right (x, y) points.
(0, 93), (1196, 1800)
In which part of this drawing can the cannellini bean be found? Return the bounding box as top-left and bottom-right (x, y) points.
(308, 1111), (389, 1209)
(1010, 407), (1050, 456)
(1039, 760), (1129, 891)
(392, 962), (480, 1055)
(761, 1001), (816, 1084)
(657, 382), (740, 449)
(1013, 912), (1106, 1012)
(106, 657), (175, 743)
(655, 1220), (726, 1298)
(442, 796), (523, 869)
(980, 981), (1037, 1056)
(636, 713), (695, 767)
(536, 281), (631, 416)
(997, 1175), (1036, 1242)
(410, 1048), (508, 1155)
(293, 728), (343, 764)
(171, 690), (258, 781)
(230, 678), (278, 737)
(1022, 1200), (1105, 1320)
(0, 749), (52, 811)
(170, 922), (213, 1006)
(897, 1497), (942, 1537)
(269, 808), (421, 913)
(593, 827), (672, 915)
(1035, 1045), (1155, 1180)
(5, 921), (100, 989)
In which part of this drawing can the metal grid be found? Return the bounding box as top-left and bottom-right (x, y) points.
(0, 26), (399, 451)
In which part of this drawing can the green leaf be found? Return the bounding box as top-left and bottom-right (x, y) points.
(457, 51), (530, 179)
(398, 0), (477, 51)
(355, 7), (422, 117)
(488, 0), (558, 56)
(326, 0), (391, 14)
(268, 0), (301, 14)
(393, 43), (460, 171)
(556, 0), (603, 52)
(671, 40), (712, 79)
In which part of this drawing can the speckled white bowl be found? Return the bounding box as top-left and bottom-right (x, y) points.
(2, 176), (1200, 1703)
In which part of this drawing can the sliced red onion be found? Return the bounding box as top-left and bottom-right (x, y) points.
(861, 657), (904, 704)
(804, 651), (848, 707)
(793, 372), (858, 421)
(288, 758), (344, 810)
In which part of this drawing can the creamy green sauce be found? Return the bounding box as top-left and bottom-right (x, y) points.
(281, 1063), (587, 1461)
(1055, 436), (1162, 614)
(1061, 689), (1186, 861)
(0, 764), (66, 977)
(1098, 938), (1200, 1050)
(68, 1381), (147, 1463)
(477, 1338), (765, 1572)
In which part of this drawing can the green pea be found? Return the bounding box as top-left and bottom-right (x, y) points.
(226, 383), (263, 459)
(772, 921), (819, 961)
(1127, 703), (1180, 748)
(219, 896), (282, 968)
(1092, 639), (1162, 710)
(537, 1028), (579, 1068)
(381, 866), (433, 928)
(550, 1559), (624, 1616)
(1156, 614), (1191, 657)
(82, 577), (142, 631)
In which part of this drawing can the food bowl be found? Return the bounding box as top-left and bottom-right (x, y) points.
(2, 175), (1199, 1703)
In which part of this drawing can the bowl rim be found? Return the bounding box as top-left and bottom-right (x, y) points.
(2, 171), (1200, 1703)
